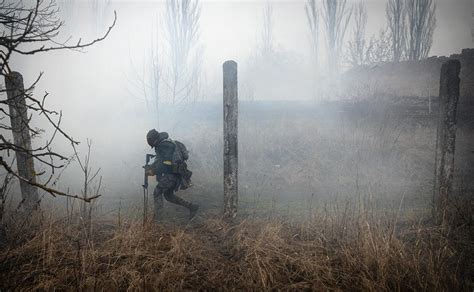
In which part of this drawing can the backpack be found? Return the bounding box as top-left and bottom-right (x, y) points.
(157, 138), (188, 163)
(174, 140), (189, 161)
(160, 139), (192, 189)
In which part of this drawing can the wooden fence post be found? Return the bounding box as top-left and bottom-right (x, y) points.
(223, 60), (238, 219)
(5, 72), (39, 210)
(433, 60), (461, 225)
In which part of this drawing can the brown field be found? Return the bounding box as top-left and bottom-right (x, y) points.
(0, 201), (472, 291)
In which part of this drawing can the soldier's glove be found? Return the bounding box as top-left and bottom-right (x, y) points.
(143, 164), (156, 176)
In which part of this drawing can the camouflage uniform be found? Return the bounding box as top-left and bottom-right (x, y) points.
(147, 130), (198, 220)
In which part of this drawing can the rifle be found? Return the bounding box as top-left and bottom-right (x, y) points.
(142, 154), (156, 189)
(142, 154), (155, 225)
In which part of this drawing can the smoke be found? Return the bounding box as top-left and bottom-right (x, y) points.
(1, 0), (471, 213)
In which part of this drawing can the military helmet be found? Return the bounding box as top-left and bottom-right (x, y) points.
(146, 129), (160, 147)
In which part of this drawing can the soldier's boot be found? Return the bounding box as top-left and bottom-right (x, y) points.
(163, 190), (199, 219)
(189, 204), (199, 219)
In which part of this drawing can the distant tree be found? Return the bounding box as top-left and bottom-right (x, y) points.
(347, 2), (369, 66)
(163, 0), (202, 104)
(58, 0), (111, 35)
(406, 0), (436, 61)
(147, 28), (161, 119)
(346, 3), (393, 67)
(386, 0), (406, 62)
(243, 2), (276, 101)
(321, 0), (352, 74)
(305, 0), (320, 69)
(368, 27), (393, 63)
(260, 2), (274, 57)
(127, 21), (161, 125)
(89, 0), (112, 35)
(0, 0), (116, 208)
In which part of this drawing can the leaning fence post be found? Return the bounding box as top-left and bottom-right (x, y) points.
(223, 60), (238, 219)
(433, 60), (461, 225)
(5, 72), (39, 210)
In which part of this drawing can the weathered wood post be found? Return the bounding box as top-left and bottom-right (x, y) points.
(5, 72), (39, 210)
(223, 60), (238, 219)
(433, 60), (461, 225)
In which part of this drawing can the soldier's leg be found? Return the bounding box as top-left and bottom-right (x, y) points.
(153, 186), (164, 221)
(163, 189), (199, 218)
(163, 189), (193, 209)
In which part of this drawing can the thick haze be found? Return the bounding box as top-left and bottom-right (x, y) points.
(10, 0), (472, 129)
(13, 0), (473, 102)
(3, 0), (473, 208)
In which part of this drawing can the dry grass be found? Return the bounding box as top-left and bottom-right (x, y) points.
(0, 207), (471, 291)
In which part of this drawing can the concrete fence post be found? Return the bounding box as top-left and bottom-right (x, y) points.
(5, 72), (39, 210)
(223, 60), (238, 219)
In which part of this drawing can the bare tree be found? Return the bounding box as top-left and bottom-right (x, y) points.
(368, 27), (393, 64)
(72, 140), (102, 230)
(163, 0), (202, 104)
(127, 22), (161, 125)
(145, 28), (161, 123)
(90, 0), (112, 35)
(261, 2), (274, 57)
(406, 0), (436, 61)
(145, 27), (162, 117)
(321, 0), (352, 74)
(305, 0), (320, 69)
(58, 0), (111, 35)
(386, 0), (406, 62)
(385, 0), (407, 62)
(0, 0), (116, 206)
(347, 2), (369, 66)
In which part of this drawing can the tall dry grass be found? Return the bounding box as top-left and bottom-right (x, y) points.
(0, 204), (471, 291)
(1, 97), (470, 290)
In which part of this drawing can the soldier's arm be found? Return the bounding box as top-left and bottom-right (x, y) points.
(151, 149), (165, 176)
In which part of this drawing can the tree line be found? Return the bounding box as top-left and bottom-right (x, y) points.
(304, 0), (437, 71)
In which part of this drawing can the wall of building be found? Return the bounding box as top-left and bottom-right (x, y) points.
(343, 48), (474, 195)
(343, 48), (474, 99)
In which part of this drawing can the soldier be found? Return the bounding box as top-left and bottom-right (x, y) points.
(145, 129), (199, 220)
